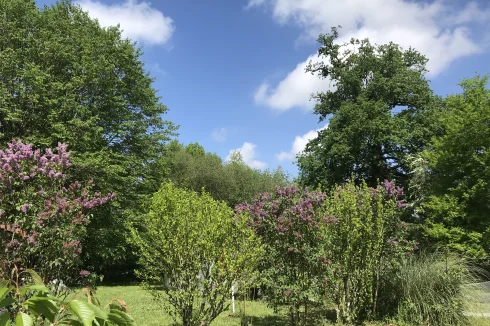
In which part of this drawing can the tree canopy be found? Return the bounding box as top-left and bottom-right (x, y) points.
(158, 141), (290, 208)
(0, 0), (176, 273)
(298, 27), (438, 190)
(420, 76), (490, 257)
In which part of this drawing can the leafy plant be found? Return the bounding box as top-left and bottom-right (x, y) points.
(0, 140), (114, 282)
(384, 253), (477, 326)
(131, 182), (263, 326)
(236, 186), (334, 325)
(420, 76), (490, 258)
(324, 179), (413, 323)
(0, 0), (177, 277)
(0, 268), (134, 326)
(157, 141), (290, 208)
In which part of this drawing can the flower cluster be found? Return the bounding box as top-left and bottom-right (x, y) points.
(0, 140), (114, 281)
(370, 179), (407, 208)
(236, 185), (336, 311)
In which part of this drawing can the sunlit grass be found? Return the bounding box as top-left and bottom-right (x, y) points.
(93, 285), (490, 325)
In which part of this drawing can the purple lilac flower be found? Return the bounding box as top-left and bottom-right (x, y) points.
(79, 270), (91, 277)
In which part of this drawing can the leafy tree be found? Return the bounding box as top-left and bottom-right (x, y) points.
(420, 76), (490, 257)
(224, 152), (290, 207)
(0, 0), (176, 274)
(158, 142), (290, 208)
(131, 182), (262, 326)
(298, 27), (437, 190)
(325, 179), (412, 323)
(0, 140), (113, 282)
(236, 186), (333, 325)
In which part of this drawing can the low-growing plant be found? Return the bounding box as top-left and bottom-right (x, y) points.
(0, 268), (134, 326)
(131, 182), (263, 326)
(385, 252), (477, 326)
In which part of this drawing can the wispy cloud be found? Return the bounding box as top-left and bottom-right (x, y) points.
(211, 128), (228, 143)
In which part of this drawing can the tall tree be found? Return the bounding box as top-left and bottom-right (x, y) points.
(297, 27), (437, 190)
(420, 76), (490, 257)
(0, 0), (176, 274)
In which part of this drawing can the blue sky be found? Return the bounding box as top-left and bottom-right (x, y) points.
(38, 0), (490, 176)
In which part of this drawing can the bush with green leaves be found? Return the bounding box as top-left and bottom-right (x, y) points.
(0, 268), (134, 326)
(131, 182), (263, 326)
(236, 186), (333, 325)
(0, 140), (114, 282)
(324, 179), (413, 323)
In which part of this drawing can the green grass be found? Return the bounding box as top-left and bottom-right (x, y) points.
(93, 285), (286, 326)
(92, 285), (490, 325)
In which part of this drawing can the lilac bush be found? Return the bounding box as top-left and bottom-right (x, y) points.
(0, 140), (114, 282)
(236, 185), (335, 325)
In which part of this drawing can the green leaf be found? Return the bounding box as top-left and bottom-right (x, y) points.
(58, 319), (84, 326)
(25, 269), (44, 286)
(15, 312), (33, 326)
(20, 284), (48, 295)
(108, 309), (135, 326)
(0, 288), (11, 302)
(0, 311), (11, 326)
(88, 302), (109, 320)
(0, 298), (14, 308)
(25, 298), (57, 322)
(68, 300), (96, 326)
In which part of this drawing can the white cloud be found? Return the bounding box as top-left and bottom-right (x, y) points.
(227, 142), (267, 170)
(249, 0), (489, 111)
(277, 124), (328, 162)
(211, 128), (228, 143)
(76, 0), (175, 45)
(254, 54), (334, 111)
(245, 0), (266, 10)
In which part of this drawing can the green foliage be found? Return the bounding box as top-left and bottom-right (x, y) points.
(383, 253), (476, 326)
(298, 27), (438, 190)
(236, 186), (331, 325)
(158, 141), (290, 208)
(0, 269), (134, 326)
(0, 0), (177, 275)
(0, 140), (113, 282)
(324, 179), (412, 323)
(420, 76), (490, 257)
(131, 182), (263, 326)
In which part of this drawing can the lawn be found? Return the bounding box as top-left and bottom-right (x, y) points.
(92, 285), (490, 326)
(93, 285), (288, 326)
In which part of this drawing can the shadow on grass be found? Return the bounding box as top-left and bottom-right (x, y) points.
(239, 309), (330, 326)
(240, 315), (288, 326)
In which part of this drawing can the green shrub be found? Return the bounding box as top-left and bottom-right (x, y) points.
(385, 253), (476, 326)
(236, 186), (332, 325)
(131, 182), (263, 326)
(325, 179), (412, 323)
